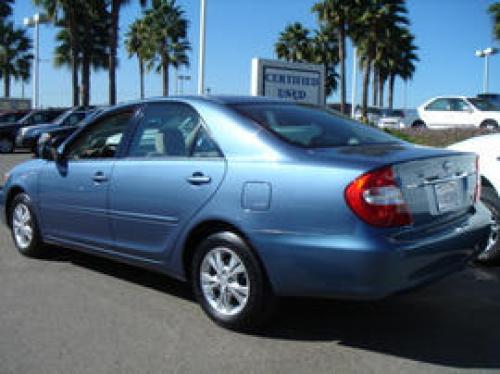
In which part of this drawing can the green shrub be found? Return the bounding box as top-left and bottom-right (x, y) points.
(386, 128), (500, 147)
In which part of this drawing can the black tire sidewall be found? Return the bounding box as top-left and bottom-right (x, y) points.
(480, 120), (498, 129)
(0, 138), (14, 153)
(9, 193), (43, 257)
(191, 231), (271, 330)
(477, 187), (500, 263)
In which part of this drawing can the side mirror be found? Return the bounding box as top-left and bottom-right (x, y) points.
(38, 135), (64, 162)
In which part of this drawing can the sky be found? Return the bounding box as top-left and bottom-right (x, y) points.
(8, 0), (500, 109)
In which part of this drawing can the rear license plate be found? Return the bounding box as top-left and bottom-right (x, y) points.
(434, 180), (461, 212)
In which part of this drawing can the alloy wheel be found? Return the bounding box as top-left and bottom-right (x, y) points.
(200, 247), (250, 316)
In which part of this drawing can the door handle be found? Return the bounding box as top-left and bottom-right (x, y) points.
(186, 172), (211, 185)
(92, 172), (108, 183)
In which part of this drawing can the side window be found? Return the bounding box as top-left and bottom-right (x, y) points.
(65, 113), (85, 126)
(451, 99), (471, 111)
(191, 127), (222, 158)
(425, 99), (451, 111)
(65, 110), (134, 160)
(128, 103), (220, 158)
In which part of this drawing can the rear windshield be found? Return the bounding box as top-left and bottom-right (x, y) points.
(230, 103), (399, 148)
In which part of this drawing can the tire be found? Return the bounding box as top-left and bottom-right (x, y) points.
(191, 231), (274, 330)
(412, 120), (426, 128)
(0, 137), (14, 153)
(476, 187), (500, 264)
(480, 120), (498, 129)
(9, 193), (46, 257)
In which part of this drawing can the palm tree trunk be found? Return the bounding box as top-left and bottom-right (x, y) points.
(109, 0), (120, 105)
(68, 10), (80, 107)
(81, 55), (91, 106)
(372, 65), (378, 107)
(378, 75), (385, 108)
(388, 74), (396, 110)
(139, 58), (144, 99)
(3, 73), (10, 97)
(361, 59), (371, 119)
(338, 22), (346, 114)
(162, 60), (169, 96)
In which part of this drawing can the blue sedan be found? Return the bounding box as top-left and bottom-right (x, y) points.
(0, 97), (491, 329)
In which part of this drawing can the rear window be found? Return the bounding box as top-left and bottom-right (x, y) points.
(230, 103), (399, 148)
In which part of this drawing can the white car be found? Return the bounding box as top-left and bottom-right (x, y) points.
(448, 133), (500, 263)
(416, 96), (500, 129)
(377, 109), (421, 129)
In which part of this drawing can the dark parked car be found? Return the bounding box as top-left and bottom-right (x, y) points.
(16, 107), (96, 151)
(0, 97), (491, 329)
(35, 107), (106, 156)
(0, 109), (66, 153)
(0, 110), (30, 124)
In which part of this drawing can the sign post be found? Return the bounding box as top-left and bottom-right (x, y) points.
(251, 58), (325, 106)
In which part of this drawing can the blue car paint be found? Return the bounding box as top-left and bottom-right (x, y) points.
(0, 96), (491, 299)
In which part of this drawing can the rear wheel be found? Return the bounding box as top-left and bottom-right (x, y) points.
(191, 231), (274, 330)
(0, 137), (14, 153)
(9, 193), (46, 257)
(476, 187), (500, 264)
(480, 120), (498, 129)
(412, 120), (426, 128)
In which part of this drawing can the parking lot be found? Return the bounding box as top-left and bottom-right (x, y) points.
(0, 152), (500, 374)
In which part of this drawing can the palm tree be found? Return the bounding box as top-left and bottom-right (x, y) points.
(489, 2), (500, 40)
(34, 0), (84, 105)
(354, 0), (409, 117)
(0, 22), (33, 97)
(310, 26), (339, 98)
(49, 2), (109, 106)
(125, 18), (153, 99)
(275, 22), (312, 62)
(142, 0), (190, 96)
(108, 0), (149, 105)
(0, 0), (13, 20)
(387, 29), (418, 109)
(312, 0), (363, 114)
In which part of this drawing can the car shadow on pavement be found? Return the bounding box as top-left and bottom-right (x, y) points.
(42, 245), (195, 302)
(261, 265), (500, 369)
(41, 247), (500, 369)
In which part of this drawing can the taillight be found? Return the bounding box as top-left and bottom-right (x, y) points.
(474, 155), (481, 203)
(345, 166), (412, 227)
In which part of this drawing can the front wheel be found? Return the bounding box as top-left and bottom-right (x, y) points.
(480, 120), (498, 129)
(191, 231), (274, 330)
(9, 193), (46, 257)
(0, 137), (14, 153)
(411, 120), (426, 128)
(476, 187), (500, 264)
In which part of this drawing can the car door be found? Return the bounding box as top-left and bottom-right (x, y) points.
(38, 108), (137, 248)
(449, 98), (475, 127)
(421, 98), (452, 128)
(108, 102), (226, 260)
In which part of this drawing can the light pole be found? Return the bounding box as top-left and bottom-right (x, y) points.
(178, 75), (191, 95)
(23, 13), (49, 109)
(475, 47), (498, 94)
(351, 47), (357, 118)
(198, 0), (206, 95)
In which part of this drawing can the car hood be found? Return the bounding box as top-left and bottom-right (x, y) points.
(304, 141), (467, 171)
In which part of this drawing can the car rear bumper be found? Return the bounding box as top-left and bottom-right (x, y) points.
(250, 204), (491, 299)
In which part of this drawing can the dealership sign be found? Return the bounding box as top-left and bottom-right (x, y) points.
(251, 58), (325, 105)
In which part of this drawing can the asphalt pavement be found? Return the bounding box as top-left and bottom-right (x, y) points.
(1, 152), (500, 374)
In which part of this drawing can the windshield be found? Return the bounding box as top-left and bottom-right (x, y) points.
(231, 103), (400, 148)
(52, 110), (73, 125)
(16, 111), (34, 124)
(468, 98), (500, 111)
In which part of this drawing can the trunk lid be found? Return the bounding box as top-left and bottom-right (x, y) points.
(308, 143), (478, 226)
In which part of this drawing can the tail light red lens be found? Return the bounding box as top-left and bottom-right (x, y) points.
(474, 155), (481, 203)
(345, 166), (412, 227)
